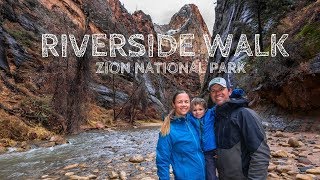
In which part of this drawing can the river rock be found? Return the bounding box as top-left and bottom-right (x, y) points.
(49, 135), (67, 145)
(137, 166), (145, 171)
(69, 175), (90, 180)
(296, 174), (315, 180)
(41, 175), (49, 178)
(129, 154), (144, 163)
(20, 141), (30, 150)
(119, 171), (127, 180)
(275, 165), (292, 173)
(299, 151), (309, 158)
(288, 137), (300, 147)
(152, 167), (157, 172)
(272, 150), (289, 158)
(40, 142), (56, 148)
(92, 169), (99, 173)
(87, 174), (97, 179)
(141, 178), (155, 180)
(65, 172), (75, 176)
(312, 149), (320, 153)
(297, 157), (313, 165)
(63, 163), (79, 170)
(314, 145), (320, 149)
(275, 131), (286, 137)
(79, 163), (89, 168)
(0, 146), (7, 154)
(95, 121), (105, 129)
(268, 164), (277, 171)
(268, 172), (279, 178)
(287, 170), (297, 175)
(146, 153), (155, 159)
(109, 171), (119, 179)
(306, 167), (320, 174)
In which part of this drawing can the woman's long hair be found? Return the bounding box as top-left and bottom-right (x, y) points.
(160, 90), (188, 136)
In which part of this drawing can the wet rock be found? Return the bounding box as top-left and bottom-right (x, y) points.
(41, 175), (49, 179)
(87, 174), (97, 179)
(298, 166), (314, 173)
(0, 146), (7, 154)
(79, 163), (89, 168)
(141, 178), (155, 180)
(296, 174), (314, 180)
(65, 172), (75, 176)
(95, 121), (105, 129)
(92, 169), (99, 173)
(288, 137), (300, 147)
(129, 154), (144, 163)
(279, 142), (290, 147)
(272, 150), (289, 158)
(63, 163), (79, 170)
(275, 165), (292, 173)
(297, 157), (313, 165)
(146, 152), (155, 159)
(152, 167), (157, 172)
(299, 151), (309, 158)
(49, 135), (67, 145)
(40, 142), (56, 148)
(287, 170), (297, 175)
(312, 149), (320, 153)
(137, 166), (145, 171)
(69, 175), (90, 180)
(306, 167), (320, 174)
(275, 131), (286, 137)
(109, 171), (119, 179)
(16, 148), (27, 152)
(119, 171), (127, 180)
(268, 172), (279, 178)
(268, 164), (277, 171)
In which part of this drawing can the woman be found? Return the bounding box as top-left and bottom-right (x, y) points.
(156, 90), (205, 180)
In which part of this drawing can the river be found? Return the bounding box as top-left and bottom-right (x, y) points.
(0, 127), (160, 180)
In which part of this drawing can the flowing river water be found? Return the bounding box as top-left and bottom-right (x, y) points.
(0, 127), (160, 180)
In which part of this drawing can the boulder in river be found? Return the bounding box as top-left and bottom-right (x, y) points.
(288, 137), (301, 147)
(49, 135), (67, 145)
(275, 165), (292, 173)
(0, 146), (7, 154)
(297, 157), (313, 165)
(271, 150), (289, 158)
(119, 171), (127, 180)
(129, 154), (144, 163)
(296, 174), (314, 180)
(306, 167), (320, 174)
(109, 171), (119, 179)
(274, 131), (286, 137)
(63, 163), (79, 170)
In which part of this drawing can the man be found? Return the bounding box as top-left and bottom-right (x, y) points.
(208, 77), (270, 180)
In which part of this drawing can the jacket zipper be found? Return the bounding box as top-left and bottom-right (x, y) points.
(186, 120), (205, 174)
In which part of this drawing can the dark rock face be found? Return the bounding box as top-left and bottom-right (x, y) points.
(207, 0), (320, 113)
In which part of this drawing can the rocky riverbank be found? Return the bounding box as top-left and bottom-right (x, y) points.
(1, 125), (319, 180)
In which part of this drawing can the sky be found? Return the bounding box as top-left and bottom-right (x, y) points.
(118, 0), (217, 34)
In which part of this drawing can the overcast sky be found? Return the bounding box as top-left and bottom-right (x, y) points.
(118, 0), (217, 34)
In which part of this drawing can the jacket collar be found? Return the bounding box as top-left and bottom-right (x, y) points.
(215, 98), (249, 116)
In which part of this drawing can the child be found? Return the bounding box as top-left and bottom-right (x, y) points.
(190, 98), (217, 180)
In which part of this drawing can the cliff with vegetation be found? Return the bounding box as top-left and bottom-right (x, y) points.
(0, 0), (210, 146)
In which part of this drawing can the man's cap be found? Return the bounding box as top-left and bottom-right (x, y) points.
(208, 77), (228, 90)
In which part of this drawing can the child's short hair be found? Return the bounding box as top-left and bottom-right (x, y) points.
(191, 98), (207, 110)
